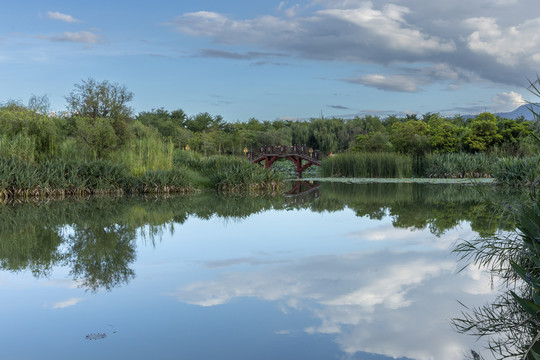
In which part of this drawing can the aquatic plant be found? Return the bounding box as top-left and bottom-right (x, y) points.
(422, 152), (495, 178)
(452, 190), (540, 359)
(321, 152), (413, 178)
(491, 156), (540, 186)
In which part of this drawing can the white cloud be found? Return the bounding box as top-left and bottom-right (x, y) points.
(322, 260), (454, 310)
(38, 31), (102, 44)
(46, 11), (81, 23)
(170, 2), (455, 63)
(284, 4), (301, 18)
(493, 91), (526, 109)
(168, 248), (495, 360)
(464, 16), (540, 67)
(168, 0), (540, 87)
(344, 74), (420, 92)
(52, 297), (84, 309)
(318, 4), (455, 54)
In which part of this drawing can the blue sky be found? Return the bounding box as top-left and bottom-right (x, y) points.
(1, 0), (540, 121)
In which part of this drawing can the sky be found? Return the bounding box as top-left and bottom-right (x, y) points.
(1, 0), (540, 122)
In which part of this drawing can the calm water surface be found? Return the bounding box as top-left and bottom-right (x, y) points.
(0, 183), (520, 360)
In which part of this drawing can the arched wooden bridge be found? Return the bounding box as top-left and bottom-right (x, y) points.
(247, 145), (321, 176)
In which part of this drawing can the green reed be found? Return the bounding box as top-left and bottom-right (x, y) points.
(422, 153), (495, 178)
(321, 152), (413, 178)
(491, 156), (540, 186)
(0, 133), (36, 163)
(111, 135), (174, 176)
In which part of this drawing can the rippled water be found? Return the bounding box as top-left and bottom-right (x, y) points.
(0, 182), (520, 359)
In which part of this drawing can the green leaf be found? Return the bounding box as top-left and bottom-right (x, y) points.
(510, 261), (540, 288)
(530, 349), (540, 360)
(511, 291), (540, 317)
(534, 290), (540, 306)
(532, 257), (540, 269)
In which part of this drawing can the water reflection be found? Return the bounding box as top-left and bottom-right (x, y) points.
(0, 183), (519, 292)
(0, 183), (524, 359)
(452, 199), (540, 360)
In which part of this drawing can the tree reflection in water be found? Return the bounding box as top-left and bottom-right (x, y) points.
(0, 183), (522, 298)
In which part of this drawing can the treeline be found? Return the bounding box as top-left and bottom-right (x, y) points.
(135, 109), (538, 157)
(3, 79), (536, 163)
(1, 78), (539, 194)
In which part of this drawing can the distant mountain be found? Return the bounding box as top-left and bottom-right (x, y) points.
(460, 104), (540, 120)
(495, 103), (540, 120)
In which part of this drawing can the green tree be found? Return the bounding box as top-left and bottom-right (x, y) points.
(465, 112), (502, 152)
(353, 131), (391, 152)
(428, 116), (460, 153)
(308, 118), (343, 153)
(0, 101), (60, 159)
(184, 112), (224, 133)
(137, 108), (187, 138)
(351, 115), (385, 135)
(27, 94), (50, 115)
(66, 78), (133, 119)
(390, 120), (431, 155)
(66, 78), (134, 145)
(74, 117), (118, 158)
(497, 118), (532, 155)
(291, 121), (310, 145)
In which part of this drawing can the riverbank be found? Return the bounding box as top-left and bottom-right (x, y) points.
(320, 152), (540, 186)
(299, 177), (495, 185)
(0, 154), (283, 199)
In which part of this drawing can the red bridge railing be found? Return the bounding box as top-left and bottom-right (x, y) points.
(246, 145), (321, 176)
(247, 145), (321, 161)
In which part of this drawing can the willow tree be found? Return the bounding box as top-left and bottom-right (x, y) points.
(66, 78), (134, 145)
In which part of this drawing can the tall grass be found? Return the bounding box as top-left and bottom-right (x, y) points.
(174, 151), (283, 192)
(321, 152), (413, 178)
(0, 133), (36, 162)
(0, 150), (283, 198)
(422, 153), (495, 178)
(0, 157), (199, 198)
(491, 156), (540, 186)
(321, 152), (540, 185)
(112, 136), (174, 176)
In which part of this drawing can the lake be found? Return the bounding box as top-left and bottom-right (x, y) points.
(0, 182), (521, 360)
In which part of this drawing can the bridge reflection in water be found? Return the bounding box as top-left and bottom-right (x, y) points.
(247, 145), (321, 176)
(285, 181), (321, 205)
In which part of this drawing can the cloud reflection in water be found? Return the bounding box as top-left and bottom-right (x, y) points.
(169, 222), (496, 360)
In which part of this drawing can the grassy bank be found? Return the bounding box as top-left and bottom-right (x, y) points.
(321, 152), (540, 186)
(0, 152), (283, 198)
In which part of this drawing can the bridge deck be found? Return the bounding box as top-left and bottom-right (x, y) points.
(248, 146), (322, 175)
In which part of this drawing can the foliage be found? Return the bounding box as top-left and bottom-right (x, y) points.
(0, 102), (60, 159)
(352, 131), (391, 152)
(66, 78), (134, 145)
(174, 152), (283, 192)
(423, 153), (495, 178)
(465, 113), (503, 152)
(65, 78), (133, 120)
(452, 198), (540, 359)
(136, 108), (187, 138)
(321, 152), (413, 178)
(492, 156), (540, 186)
(2, 78), (540, 194)
(73, 116), (118, 158)
(389, 120), (431, 155)
(111, 123), (174, 176)
(428, 116), (461, 153)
